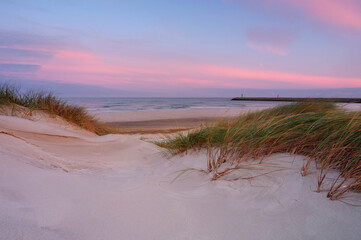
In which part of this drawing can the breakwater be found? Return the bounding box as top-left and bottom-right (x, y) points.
(231, 97), (361, 103)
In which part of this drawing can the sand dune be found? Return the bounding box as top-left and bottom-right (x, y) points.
(1, 112), (361, 240)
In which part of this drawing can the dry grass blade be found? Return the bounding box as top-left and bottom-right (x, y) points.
(0, 83), (113, 135)
(156, 101), (361, 200)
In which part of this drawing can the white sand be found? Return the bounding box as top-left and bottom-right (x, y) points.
(1, 112), (361, 240)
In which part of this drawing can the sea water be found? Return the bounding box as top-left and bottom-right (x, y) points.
(65, 97), (285, 113)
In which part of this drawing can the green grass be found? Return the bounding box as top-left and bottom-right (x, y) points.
(156, 102), (361, 200)
(0, 83), (113, 135)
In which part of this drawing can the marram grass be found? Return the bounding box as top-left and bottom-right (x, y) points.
(157, 102), (361, 200)
(0, 84), (112, 135)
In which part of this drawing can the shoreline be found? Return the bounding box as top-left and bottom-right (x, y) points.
(94, 108), (264, 133)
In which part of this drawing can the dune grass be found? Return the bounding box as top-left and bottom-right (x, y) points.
(156, 102), (361, 200)
(0, 83), (112, 135)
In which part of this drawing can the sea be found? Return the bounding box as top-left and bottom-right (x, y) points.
(65, 97), (285, 113)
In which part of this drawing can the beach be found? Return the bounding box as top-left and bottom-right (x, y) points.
(2, 0), (361, 238)
(95, 108), (261, 133)
(1, 106), (361, 240)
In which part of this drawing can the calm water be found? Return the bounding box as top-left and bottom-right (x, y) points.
(65, 97), (286, 113)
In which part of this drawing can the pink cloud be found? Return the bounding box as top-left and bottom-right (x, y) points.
(2, 33), (360, 90)
(177, 78), (222, 87)
(246, 27), (296, 55)
(35, 50), (361, 89)
(39, 49), (167, 78)
(290, 0), (361, 30)
(33, 48), (171, 87)
(192, 64), (361, 88)
(226, 0), (361, 31)
(54, 50), (98, 62)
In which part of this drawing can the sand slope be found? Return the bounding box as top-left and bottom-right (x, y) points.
(1, 114), (361, 240)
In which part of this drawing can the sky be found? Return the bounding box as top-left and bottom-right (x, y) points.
(0, 0), (361, 97)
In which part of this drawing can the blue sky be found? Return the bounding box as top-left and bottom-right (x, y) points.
(0, 0), (361, 96)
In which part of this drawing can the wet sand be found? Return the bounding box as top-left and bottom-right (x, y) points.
(108, 117), (227, 133)
(95, 108), (263, 133)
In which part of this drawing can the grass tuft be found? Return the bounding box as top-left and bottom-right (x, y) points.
(0, 83), (113, 135)
(156, 101), (361, 200)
